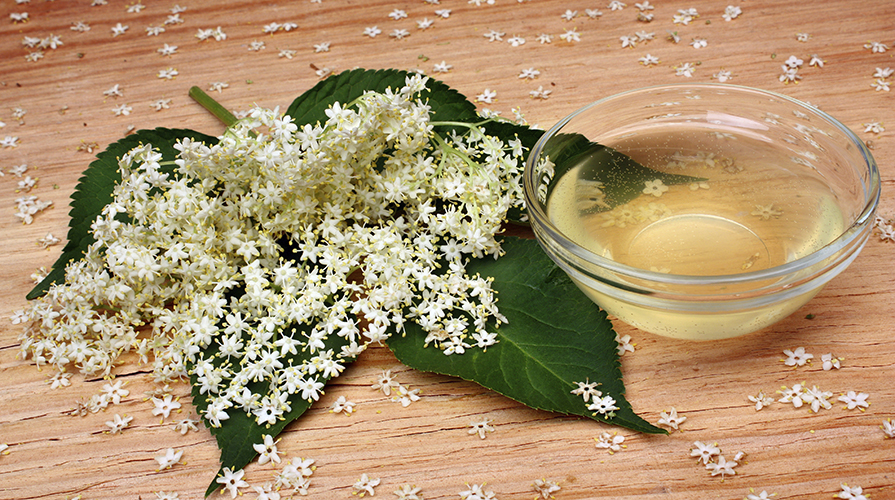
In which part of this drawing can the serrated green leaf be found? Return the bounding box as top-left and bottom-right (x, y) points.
(540, 133), (704, 213)
(285, 68), (478, 128)
(191, 322), (354, 497)
(387, 237), (664, 435)
(27, 128), (218, 299)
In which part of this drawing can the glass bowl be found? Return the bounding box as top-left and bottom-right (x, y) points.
(524, 84), (880, 340)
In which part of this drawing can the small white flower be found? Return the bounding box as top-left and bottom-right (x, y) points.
(111, 104), (132, 116)
(507, 35), (525, 47)
(690, 441), (720, 464)
(476, 89), (497, 104)
(157, 67), (178, 80)
(253, 434), (282, 465)
(104, 84), (123, 97)
(594, 431), (625, 453)
(713, 69), (732, 82)
(642, 179), (668, 197)
(469, 418), (495, 439)
(657, 407), (686, 430)
(561, 9), (577, 21)
(105, 413), (133, 434)
(518, 67), (540, 79)
(838, 483), (868, 500)
(390, 29), (410, 39)
(363, 26), (382, 37)
(529, 86), (552, 99)
(784, 55), (804, 69)
(615, 334), (634, 355)
(674, 62), (695, 77)
(838, 391), (869, 410)
(748, 391), (774, 410)
(434, 9), (451, 18)
(559, 28), (580, 43)
(483, 29), (504, 42)
(745, 491), (774, 500)
(690, 38), (707, 49)
(155, 448), (183, 470)
(808, 54), (825, 67)
(353, 473), (380, 497)
(111, 23), (129, 36)
(388, 9), (408, 20)
(330, 395), (355, 415)
(782, 347), (813, 366)
(874, 67), (894, 79)
(864, 41), (889, 53)
(536, 33), (553, 44)
(705, 455), (737, 478)
(608, 1), (626, 11)
(216, 468), (248, 499)
(882, 418), (895, 439)
(722, 5), (742, 21)
(871, 79), (890, 92)
(588, 395), (619, 416)
(151, 394), (181, 419)
(433, 61), (452, 73)
(796, 32), (811, 42)
(532, 479), (561, 499)
(417, 18), (434, 29)
(620, 35), (637, 48)
(313, 42), (330, 52)
(208, 81), (229, 93)
(639, 54), (659, 66)
(157, 43), (178, 56)
(570, 379), (602, 402)
(459, 483), (496, 500)
(821, 353), (842, 370)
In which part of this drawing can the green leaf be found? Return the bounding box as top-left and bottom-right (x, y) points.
(540, 133), (703, 213)
(387, 237), (664, 435)
(191, 322), (354, 497)
(285, 68), (478, 128)
(27, 128), (218, 299)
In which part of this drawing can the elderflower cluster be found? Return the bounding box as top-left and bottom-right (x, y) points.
(15, 75), (527, 428)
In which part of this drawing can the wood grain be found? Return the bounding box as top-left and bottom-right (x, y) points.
(1, 0), (893, 499)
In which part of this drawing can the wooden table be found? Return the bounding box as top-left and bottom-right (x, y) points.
(1, 1), (893, 498)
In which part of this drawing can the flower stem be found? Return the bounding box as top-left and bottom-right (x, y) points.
(189, 86), (239, 128)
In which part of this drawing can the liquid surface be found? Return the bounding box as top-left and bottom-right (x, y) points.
(547, 129), (847, 277)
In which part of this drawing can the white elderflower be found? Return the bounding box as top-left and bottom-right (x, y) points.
(155, 448), (183, 470)
(330, 395), (355, 415)
(253, 434), (281, 465)
(782, 346), (813, 366)
(532, 479), (560, 499)
(838, 391), (869, 411)
(821, 353), (842, 370)
(353, 473), (380, 497)
(469, 418), (495, 439)
(395, 484), (424, 500)
(105, 413), (133, 434)
(217, 467), (248, 499)
(657, 407), (686, 430)
(882, 418), (895, 439)
(706, 455), (737, 478)
(17, 76), (525, 437)
(594, 431), (625, 453)
(372, 370), (401, 396)
(748, 391), (774, 411)
(459, 483), (496, 500)
(615, 334), (634, 355)
(690, 441), (720, 464)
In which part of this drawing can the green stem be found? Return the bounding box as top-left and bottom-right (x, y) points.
(189, 86), (239, 128)
(430, 118), (496, 129)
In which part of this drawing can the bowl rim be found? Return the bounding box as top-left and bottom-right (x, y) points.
(523, 82), (882, 286)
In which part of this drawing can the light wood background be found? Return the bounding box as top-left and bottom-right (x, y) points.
(1, 1), (893, 499)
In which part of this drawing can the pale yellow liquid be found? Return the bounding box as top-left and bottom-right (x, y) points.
(547, 129), (848, 339)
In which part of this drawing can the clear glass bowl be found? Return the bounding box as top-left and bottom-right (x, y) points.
(524, 84), (881, 340)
